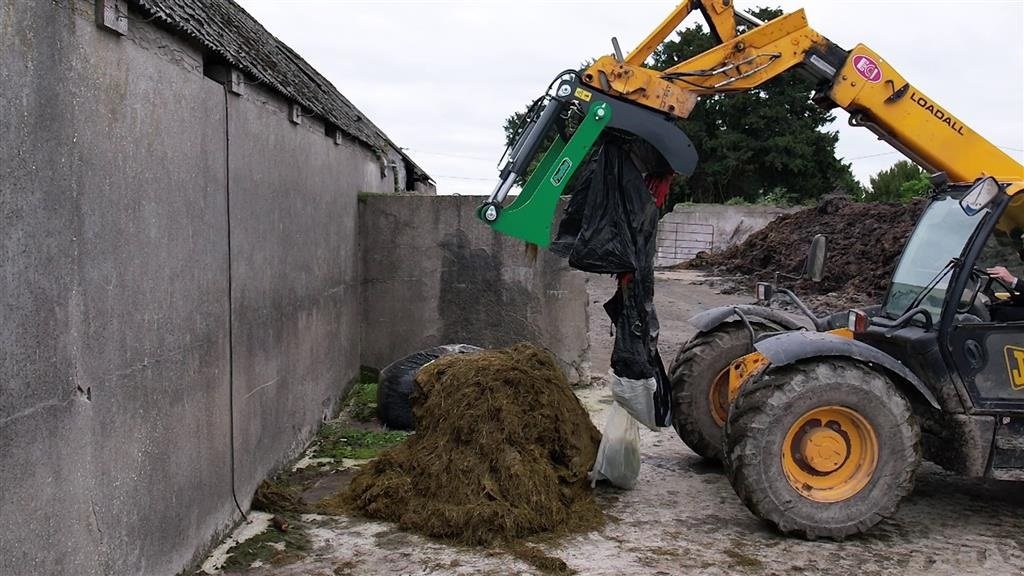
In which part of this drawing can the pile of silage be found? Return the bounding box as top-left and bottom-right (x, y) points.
(340, 343), (604, 545)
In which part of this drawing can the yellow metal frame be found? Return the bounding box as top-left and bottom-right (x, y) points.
(828, 45), (1022, 184)
(722, 328), (854, 408)
(580, 0), (1023, 190)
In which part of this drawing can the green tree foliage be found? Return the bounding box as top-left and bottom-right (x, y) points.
(652, 7), (860, 207)
(862, 160), (931, 203)
(501, 7), (862, 208)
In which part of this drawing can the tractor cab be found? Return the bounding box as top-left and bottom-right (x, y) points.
(854, 179), (1024, 416)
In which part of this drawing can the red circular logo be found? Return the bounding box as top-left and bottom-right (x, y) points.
(852, 55), (882, 83)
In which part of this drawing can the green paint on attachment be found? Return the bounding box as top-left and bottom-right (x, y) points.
(490, 102), (612, 248)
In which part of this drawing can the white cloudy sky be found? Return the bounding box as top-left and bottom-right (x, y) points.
(236, 0), (1024, 195)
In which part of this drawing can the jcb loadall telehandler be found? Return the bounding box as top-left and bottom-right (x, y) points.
(479, 0), (1024, 539)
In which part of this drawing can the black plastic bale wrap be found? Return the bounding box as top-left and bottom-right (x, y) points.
(377, 344), (482, 430)
(551, 135), (672, 427)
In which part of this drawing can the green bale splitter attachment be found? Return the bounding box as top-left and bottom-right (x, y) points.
(478, 73), (699, 248)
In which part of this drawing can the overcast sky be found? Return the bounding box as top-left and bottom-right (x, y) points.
(236, 0), (1024, 196)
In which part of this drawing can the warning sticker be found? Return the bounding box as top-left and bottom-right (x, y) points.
(1005, 345), (1024, 390)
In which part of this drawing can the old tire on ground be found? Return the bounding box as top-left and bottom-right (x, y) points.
(669, 323), (770, 461)
(377, 344), (481, 430)
(724, 359), (920, 540)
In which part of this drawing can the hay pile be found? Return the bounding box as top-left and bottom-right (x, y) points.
(341, 343), (604, 544)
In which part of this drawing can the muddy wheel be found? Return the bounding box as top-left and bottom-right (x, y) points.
(669, 324), (767, 461)
(724, 359), (920, 540)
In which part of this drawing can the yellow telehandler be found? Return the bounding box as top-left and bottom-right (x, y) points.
(479, 0), (1023, 538)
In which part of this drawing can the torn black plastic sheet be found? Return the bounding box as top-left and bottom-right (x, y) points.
(552, 135), (672, 428)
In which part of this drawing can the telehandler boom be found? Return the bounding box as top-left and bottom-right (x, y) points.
(479, 0), (1022, 245)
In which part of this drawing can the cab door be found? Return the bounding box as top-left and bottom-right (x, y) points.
(949, 322), (1024, 411)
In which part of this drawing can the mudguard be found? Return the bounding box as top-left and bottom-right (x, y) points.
(754, 331), (941, 410)
(688, 305), (803, 334)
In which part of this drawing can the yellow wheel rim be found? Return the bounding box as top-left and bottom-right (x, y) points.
(708, 367), (731, 427)
(781, 406), (878, 503)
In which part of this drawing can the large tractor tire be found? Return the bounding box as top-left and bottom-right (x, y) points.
(669, 323), (769, 461)
(724, 359), (921, 540)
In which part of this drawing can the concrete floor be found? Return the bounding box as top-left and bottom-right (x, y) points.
(207, 271), (1024, 576)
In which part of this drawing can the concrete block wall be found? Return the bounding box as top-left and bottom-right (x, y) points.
(656, 204), (799, 267)
(0, 2), (395, 575)
(359, 196), (591, 385)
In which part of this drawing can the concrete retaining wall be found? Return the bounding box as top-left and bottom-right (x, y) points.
(656, 204), (798, 267)
(1, 3), (398, 575)
(359, 196), (591, 385)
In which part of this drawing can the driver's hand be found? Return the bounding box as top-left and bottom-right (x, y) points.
(986, 266), (1018, 286)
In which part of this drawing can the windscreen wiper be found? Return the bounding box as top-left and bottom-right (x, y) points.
(904, 258), (958, 315)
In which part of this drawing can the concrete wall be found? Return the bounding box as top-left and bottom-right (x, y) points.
(656, 204), (798, 267)
(359, 196), (591, 385)
(0, 2), (395, 575)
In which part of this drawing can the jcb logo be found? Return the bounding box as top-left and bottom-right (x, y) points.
(1005, 346), (1024, 390)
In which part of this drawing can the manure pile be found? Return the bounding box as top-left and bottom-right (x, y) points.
(340, 343), (603, 544)
(689, 196), (926, 300)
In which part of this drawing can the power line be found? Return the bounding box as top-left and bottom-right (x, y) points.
(846, 151), (899, 161)
(403, 148), (495, 162)
(432, 174), (494, 182)
(847, 145), (1022, 162)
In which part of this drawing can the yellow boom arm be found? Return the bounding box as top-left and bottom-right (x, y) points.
(581, 0), (1023, 188)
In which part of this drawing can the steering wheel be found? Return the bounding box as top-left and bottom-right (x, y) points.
(972, 266), (1014, 297)
(957, 267), (1005, 315)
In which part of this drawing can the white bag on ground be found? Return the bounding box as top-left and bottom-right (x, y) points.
(609, 370), (659, 430)
(589, 400), (642, 489)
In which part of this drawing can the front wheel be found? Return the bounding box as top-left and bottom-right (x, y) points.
(724, 359), (920, 540)
(669, 323), (768, 461)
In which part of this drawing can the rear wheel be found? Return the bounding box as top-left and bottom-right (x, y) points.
(724, 359), (920, 539)
(669, 324), (767, 461)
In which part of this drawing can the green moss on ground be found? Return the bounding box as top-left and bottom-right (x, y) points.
(221, 522), (311, 571)
(346, 367), (380, 423)
(346, 382), (378, 423)
(313, 424), (408, 461)
(250, 423), (408, 516)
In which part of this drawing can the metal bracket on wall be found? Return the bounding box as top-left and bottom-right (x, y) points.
(205, 63), (246, 96)
(373, 149), (389, 179)
(325, 126), (344, 146)
(96, 0), (128, 35)
(289, 103), (304, 125)
(227, 69), (245, 96)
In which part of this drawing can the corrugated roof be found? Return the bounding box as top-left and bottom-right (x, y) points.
(130, 0), (430, 182)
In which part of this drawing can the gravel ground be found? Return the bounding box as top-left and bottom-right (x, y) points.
(208, 271), (1024, 576)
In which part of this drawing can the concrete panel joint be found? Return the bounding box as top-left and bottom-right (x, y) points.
(95, 0), (128, 35)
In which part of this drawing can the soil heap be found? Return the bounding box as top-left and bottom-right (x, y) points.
(342, 343), (604, 545)
(688, 196), (926, 303)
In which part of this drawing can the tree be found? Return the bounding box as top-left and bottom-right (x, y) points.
(651, 7), (859, 207)
(862, 160), (930, 203)
(502, 7), (860, 209)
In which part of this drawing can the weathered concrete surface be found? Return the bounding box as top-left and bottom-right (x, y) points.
(657, 204), (799, 267)
(1, 3), (233, 575)
(0, 2), (408, 575)
(227, 85), (375, 508)
(359, 195), (590, 384)
(205, 271), (1024, 576)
